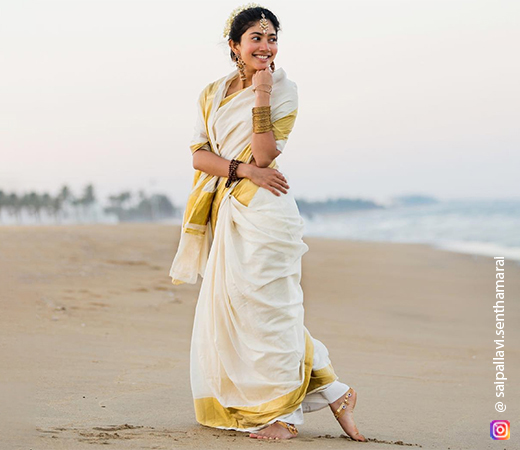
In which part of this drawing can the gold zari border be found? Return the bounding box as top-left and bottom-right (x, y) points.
(194, 329), (314, 429)
(193, 330), (339, 430)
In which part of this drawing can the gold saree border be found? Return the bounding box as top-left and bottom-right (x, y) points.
(219, 86), (247, 108)
(307, 363), (338, 394)
(209, 148), (282, 235)
(190, 80), (221, 155)
(272, 108), (298, 142)
(194, 328), (315, 429)
(209, 142), (264, 235)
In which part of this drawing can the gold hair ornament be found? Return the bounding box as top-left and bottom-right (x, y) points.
(223, 2), (265, 38)
(259, 12), (269, 34)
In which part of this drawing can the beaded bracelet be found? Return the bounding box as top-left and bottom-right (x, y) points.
(225, 159), (243, 188)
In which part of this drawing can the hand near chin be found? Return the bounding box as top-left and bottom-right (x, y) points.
(252, 67), (273, 90)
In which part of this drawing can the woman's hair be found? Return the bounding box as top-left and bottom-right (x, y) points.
(228, 7), (281, 61)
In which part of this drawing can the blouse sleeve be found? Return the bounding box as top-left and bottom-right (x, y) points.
(271, 81), (298, 153)
(190, 86), (212, 154)
(272, 110), (298, 152)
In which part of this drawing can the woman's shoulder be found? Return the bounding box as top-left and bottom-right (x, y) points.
(198, 74), (228, 101)
(274, 69), (298, 105)
(273, 69), (298, 108)
(276, 68), (298, 90)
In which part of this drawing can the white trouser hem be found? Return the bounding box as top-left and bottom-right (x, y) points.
(231, 379), (351, 433)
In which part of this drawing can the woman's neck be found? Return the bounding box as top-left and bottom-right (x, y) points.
(237, 68), (258, 88)
(238, 76), (253, 89)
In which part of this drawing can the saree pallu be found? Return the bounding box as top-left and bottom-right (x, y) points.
(170, 68), (346, 432)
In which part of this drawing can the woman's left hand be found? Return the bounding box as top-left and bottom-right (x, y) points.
(252, 67), (273, 92)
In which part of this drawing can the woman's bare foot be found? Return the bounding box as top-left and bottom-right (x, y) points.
(249, 421), (298, 440)
(329, 388), (367, 442)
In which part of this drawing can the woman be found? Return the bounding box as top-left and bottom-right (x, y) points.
(169, 4), (367, 442)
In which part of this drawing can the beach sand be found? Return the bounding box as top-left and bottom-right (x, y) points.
(1, 224), (518, 450)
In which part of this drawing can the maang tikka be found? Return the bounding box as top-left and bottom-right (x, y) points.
(259, 12), (275, 72)
(259, 12), (269, 34)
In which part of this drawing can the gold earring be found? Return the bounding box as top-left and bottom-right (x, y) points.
(270, 60), (275, 72)
(234, 53), (247, 82)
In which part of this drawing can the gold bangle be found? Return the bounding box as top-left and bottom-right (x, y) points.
(252, 106), (272, 133)
(253, 124), (273, 133)
(253, 88), (271, 95)
(252, 106), (271, 113)
(252, 84), (272, 95)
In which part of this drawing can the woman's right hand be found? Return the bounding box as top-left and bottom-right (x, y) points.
(248, 166), (290, 196)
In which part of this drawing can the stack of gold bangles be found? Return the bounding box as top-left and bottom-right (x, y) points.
(252, 105), (272, 133)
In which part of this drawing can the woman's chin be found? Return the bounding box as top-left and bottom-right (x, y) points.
(254, 62), (270, 70)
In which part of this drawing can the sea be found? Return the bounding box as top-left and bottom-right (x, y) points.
(301, 198), (520, 265)
(3, 196), (519, 265)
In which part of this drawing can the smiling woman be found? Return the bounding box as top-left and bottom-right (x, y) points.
(169, 4), (367, 442)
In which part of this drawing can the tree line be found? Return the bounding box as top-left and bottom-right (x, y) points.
(0, 183), (388, 226)
(0, 184), (179, 225)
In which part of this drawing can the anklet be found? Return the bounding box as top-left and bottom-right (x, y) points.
(275, 420), (298, 435)
(334, 387), (354, 420)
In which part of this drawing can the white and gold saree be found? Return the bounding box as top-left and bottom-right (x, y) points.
(170, 67), (350, 432)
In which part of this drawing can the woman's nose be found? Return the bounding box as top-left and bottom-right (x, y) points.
(259, 40), (270, 51)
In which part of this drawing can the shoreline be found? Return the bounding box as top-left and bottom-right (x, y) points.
(2, 220), (519, 264)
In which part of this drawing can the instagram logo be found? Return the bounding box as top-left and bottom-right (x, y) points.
(490, 420), (510, 440)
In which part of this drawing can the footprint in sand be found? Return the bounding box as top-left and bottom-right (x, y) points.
(89, 302), (109, 308)
(104, 259), (151, 267)
(37, 424), (187, 445)
(154, 286), (171, 291)
(345, 435), (422, 447)
(133, 287), (150, 292)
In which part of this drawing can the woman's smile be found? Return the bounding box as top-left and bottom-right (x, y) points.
(230, 19), (278, 76)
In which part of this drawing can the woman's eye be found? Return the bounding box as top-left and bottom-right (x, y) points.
(252, 37), (277, 42)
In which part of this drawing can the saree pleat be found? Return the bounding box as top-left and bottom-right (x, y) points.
(170, 68), (347, 432)
(191, 189), (341, 431)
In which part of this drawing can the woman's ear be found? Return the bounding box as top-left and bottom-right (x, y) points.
(229, 39), (240, 57)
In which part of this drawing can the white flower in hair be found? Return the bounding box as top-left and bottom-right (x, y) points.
(222, 3), (265, 38)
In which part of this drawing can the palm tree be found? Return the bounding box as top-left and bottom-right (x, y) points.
(0, 190), (5, 223)
(41, 193), (53, 223)
(105, 191), (132, 222)
(50, 195), (63, 223)
(80, 184), (96, 220)
(6, 193), (21, 224)
(25, 192), (43, 223)
(58, 185), (73, 220)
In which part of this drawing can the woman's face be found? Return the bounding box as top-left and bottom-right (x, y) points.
(231, 19), (278, 73)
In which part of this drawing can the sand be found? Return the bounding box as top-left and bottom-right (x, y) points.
(1, 224), (518, 450)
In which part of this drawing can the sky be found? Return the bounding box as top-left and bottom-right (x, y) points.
(1, 0), (518, 206)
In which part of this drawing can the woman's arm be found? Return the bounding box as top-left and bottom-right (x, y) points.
(192, 149), (289, 196)
(192, 149), (254, 179)
(250, 90), (280, 168)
